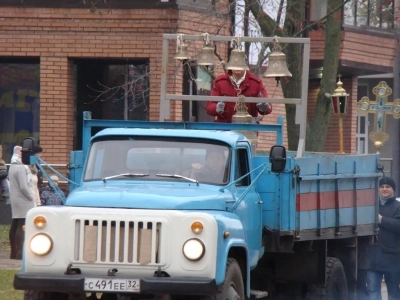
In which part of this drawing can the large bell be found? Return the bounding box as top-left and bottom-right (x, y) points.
(263, 36), (292, 86)
(263, 52), (292, 78)
(197, 46), (215, 66)
(174, 44), (189, 60)
(226, 48), (249, 71)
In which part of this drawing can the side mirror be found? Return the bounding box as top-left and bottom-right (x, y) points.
(269, 145), (286, 173)
(21, 137), (36, 165)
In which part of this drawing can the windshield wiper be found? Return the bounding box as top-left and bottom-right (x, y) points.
(102, 173), (149, 182)
(156, 174), (199, 186)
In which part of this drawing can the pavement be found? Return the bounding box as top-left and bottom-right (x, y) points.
(0, 252), (21, 270)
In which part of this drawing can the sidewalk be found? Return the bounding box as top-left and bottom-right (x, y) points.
(0, 252), (21, 270)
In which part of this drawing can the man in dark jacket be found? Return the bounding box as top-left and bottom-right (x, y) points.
(206, 67), (272, 123)
(365, 177), (400, 299)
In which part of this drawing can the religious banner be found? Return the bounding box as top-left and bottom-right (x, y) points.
(356, 81), (400, 153)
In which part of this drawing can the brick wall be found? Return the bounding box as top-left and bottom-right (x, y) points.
(0, 5), (234, 163)
(310, 29), (396, 67)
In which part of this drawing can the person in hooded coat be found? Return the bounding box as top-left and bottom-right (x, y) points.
(365, 177), (400, 299)
(8, 145), (35, 260)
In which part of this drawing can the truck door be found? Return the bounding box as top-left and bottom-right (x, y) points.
(234, 143), (263, 261)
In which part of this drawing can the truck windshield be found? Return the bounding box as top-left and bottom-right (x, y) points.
(84, 138), (230, 185)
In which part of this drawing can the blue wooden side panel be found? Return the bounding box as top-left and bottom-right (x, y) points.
(253, 153), (380, 233)
(253, 155), (295, 231)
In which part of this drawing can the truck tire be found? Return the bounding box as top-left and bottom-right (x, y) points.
(306, 257), (348, 300)
(24, 291), (50, 300)
(215, 258), (245, 300)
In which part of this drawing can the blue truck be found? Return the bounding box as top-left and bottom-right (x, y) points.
(14, 112), (379, 300)
(13, 34), (380, 300)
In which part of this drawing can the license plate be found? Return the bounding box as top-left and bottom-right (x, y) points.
(84, 278), (140, 292)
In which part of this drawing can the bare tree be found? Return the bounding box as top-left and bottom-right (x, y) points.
(244, 0), (349, 151)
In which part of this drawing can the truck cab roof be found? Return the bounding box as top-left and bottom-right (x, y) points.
(93, 128), (250, 147)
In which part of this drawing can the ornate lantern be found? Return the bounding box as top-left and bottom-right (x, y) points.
(331, 75), (349, 154)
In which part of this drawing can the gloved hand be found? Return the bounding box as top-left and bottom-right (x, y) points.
(216, 102), (225, 113)
(256, 102), (270, 113)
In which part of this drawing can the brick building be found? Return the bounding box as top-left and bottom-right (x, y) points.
(0, 0), (236, 165)
(0, 0), (399, 185)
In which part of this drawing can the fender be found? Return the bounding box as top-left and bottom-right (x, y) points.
(211, 212), (252, 298)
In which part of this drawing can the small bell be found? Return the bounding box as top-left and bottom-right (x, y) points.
(197, 46), (215, 66)
(226, 48), (249, 71)
(263, 36), (292, 86)
(174, 34), (189, 61)
(225, 35), (249, 71)
(198, 33), (215, 66)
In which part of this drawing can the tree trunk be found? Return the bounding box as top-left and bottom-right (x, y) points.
(246, 0), (344, 152)
(281, 0), (305, 151)
(305, 0), (343, 152)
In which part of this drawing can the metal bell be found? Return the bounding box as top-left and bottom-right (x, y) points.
(226, 48), (249, 71)
(263, 51), (292, 78)
(263, 36), (292, 85)
(197, 46), (215, 66)
(174, 44), (189, 61)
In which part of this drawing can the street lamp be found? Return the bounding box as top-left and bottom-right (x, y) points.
(331, 75), (349, 154)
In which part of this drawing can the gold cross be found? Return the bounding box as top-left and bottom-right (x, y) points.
(356, 81), (400, 153)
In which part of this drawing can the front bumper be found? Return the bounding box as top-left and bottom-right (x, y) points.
(14, 273), (217, 295)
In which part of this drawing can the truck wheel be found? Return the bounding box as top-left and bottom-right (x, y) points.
(215, 258), (245, 300)
(306, 257), (348, 300)
(24, 291), (51, 300)
(24, 291), (66, 300)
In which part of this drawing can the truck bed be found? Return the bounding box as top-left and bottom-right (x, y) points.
(254, 153), (379, 241)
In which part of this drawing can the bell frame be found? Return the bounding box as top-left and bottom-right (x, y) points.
(160, 34), (311, 158)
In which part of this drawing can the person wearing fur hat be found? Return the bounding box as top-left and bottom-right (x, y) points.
(8, 145), (36, 260)
(364, 176), (400, 299)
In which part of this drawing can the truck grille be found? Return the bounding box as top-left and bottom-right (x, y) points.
(73, 219), (162, 265)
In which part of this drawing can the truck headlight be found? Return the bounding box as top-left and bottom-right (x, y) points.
(182, 238), (205, 261)
(30, 234), (53, 256)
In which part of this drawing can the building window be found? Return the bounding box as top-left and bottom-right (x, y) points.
(74, 59), (150, 150)
(0, 62), (40, 163)
(344, 0), (394, 28)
